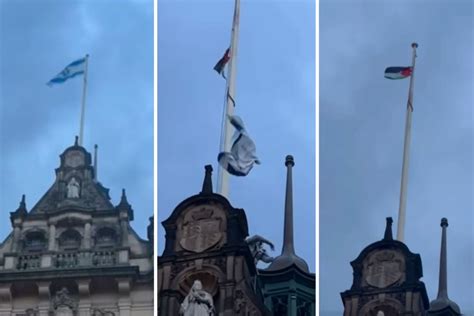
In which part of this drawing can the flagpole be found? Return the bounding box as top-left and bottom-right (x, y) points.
(396, 43), (418, 242)
(217, 0), (240, 198)
(78, 54), (89, 147)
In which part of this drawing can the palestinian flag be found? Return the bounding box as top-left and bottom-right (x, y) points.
(384, 66), (412, 80)
(214, 48), (230, 77)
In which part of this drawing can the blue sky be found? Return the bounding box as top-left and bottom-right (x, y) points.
(157, 0), (315, 271)
(320, 0), (473, 313)
(0, 0), (153, 240)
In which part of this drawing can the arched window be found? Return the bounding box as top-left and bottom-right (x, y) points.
(58, 229), (82, 251)
(95, 227), (117, 248)
(23, 231), (47, 252)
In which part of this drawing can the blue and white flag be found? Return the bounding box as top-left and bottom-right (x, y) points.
(47, 56), (87, 86)
(218, 115), (260, 177)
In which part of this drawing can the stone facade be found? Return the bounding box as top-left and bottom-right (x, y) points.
(0, 140), (153, 316)
(340, 218), (429, 316)
(158, 165), (270, 316)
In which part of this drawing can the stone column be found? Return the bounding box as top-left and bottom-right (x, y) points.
(288, 292), (297, 316)
(0, 283), (12, 315)
(84, 222), (92, 249)
(11, 226), (22, 252)
(37, 281), (51, 316)
(48, 224), (56, 251)
(117, 278), (131, 316)
(120, 218), (129, 247)
(77, 279), (91, 316)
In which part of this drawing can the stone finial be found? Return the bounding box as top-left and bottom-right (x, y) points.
(12, 194), (28, 218)
(441, 217), (448, 228)
(266, 155), (309, 273)
(94, 144), (98, 181)
(201, 165), (213, 194)
(120, 189), (130, 206)
(428, 217), (461, 315)
(383, 217), (393, 240)
(19, 194), (26, 208)
(147, 216), (154, 243)
(74, 136), (79, 146)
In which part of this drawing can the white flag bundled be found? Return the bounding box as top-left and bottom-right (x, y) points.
(218, 115), (260, 176)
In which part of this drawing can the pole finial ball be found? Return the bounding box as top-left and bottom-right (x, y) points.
(441, 217), (448, 227)
(285, 155), (295, 167)
(412, 42), (418, 48)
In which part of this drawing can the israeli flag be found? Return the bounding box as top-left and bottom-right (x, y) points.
(218, 115), (260, 176)
(47, 56), (87, 86)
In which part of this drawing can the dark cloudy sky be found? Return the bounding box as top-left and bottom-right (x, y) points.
(0, 0), (153, 240)
(320, 0), (473, 314)
(157, 0), (315, 271)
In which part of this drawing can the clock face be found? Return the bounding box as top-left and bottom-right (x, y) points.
(363, 250), (404, 288)
(65, 151), (84, 168)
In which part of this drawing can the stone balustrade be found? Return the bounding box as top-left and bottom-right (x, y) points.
(12, 250), (119, 271)
(17, 254), (41, 270)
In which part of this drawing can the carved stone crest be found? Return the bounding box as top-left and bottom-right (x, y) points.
(64, 150), (85, 168)
(364, 250), (404, 288)
(52, 287), (77, 312)
(179, 207), (224, 253)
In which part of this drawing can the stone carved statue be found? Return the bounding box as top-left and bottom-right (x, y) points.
(52, 287), (76, 316)
(179, 280), (215, 316)
(92, 308), (115, 316)
(66, 177), (80, 199)
(246, 235), (275, 264)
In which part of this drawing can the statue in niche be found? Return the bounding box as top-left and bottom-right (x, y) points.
(92, 308), (115, 316)
(52, 287), (76, 316)
(246, 235), (275, 264)
(66, 177), (80, 199)
(24, 309), (38, 316)
(179, 280), (215, 316)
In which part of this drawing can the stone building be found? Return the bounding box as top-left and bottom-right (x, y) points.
(0, 138), (154, 316)
(158, 155), (315, 315)
(340, 217), (461, 316)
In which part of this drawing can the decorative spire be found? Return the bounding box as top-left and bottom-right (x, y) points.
(10, 194), (27, 223)
(119, 189), (130, 207)
(428, 218), (461, 315)
(282, 155), (295, 255)
(74, 135), (79, 146)
(201, 165), (213, 195)
(16, 194), (27, 215)
(93, 144), (98, 181)
(266, 155), (309, 273)
(383, 217), (393, 240)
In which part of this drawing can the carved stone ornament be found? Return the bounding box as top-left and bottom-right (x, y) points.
(64, 150), (85, 168)
(92, 308), (116, 316)
(179, 207), (224, 253)
(363, 250), (404, 289)
(52, 287), (77, 311)
(234, 289), (247, 314)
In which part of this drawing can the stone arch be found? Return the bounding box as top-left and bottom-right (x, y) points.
(359, 297), (404, 316)
(21, 228), (48, 252)
(171, 264), (225, 297)
(58, 228), (82, 251)
(93, 226), (119, 248)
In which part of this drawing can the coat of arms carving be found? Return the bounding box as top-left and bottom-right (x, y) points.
(179, 207), (224, 253)
(364, 250), (404, 288)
